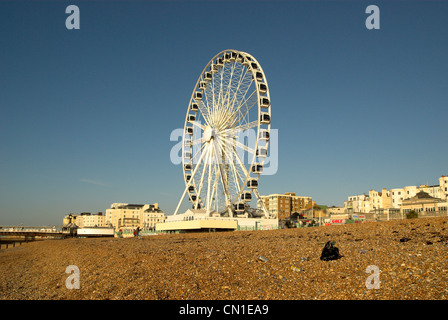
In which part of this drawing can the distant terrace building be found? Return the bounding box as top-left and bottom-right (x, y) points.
(62, 212), (107, 229)
(105, 203), (165, 232)
(344, 174), (447, 215)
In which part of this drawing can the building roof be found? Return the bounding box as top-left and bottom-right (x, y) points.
(402, 190), (443, 204)
(415, 191), (435, 199)
(144, 205), (163, 213)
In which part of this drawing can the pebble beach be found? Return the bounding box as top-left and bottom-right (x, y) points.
(1, 216), (448, 300)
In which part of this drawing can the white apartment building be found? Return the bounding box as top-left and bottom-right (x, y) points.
(345, 195), (370, 213)
(440, 176), (448, 199)
(105, 203), (165, 232)
(78, 213), (107, 228)
(390, 188), (405, 208)
(62, 212), (107, 228)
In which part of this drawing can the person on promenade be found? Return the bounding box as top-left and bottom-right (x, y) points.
(134, 226), (141, 239)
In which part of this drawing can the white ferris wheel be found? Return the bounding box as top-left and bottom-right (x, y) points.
(174, 49), (273, 219)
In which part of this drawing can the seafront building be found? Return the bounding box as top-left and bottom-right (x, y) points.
(401, 191), (448, 216)
(105, 203), (166, 232)
(260, 192), (313, 220)
(62, 212), (107, 228)
(344, 175), (448, 216)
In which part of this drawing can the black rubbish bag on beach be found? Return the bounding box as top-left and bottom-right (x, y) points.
(320, 241), (342, 261)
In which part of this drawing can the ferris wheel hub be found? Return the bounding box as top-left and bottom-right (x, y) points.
(204, 126), (215, 142)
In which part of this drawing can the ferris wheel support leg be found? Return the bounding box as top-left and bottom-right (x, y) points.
(194, 145), (211, 211)
(174, 146), (209, 215)
(212, 140), (233, 217)
(253, 188), (270, 219)
(205, 155), (214, 217)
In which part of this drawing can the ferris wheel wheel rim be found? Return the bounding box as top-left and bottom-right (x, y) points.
(181, 49), (271, 211)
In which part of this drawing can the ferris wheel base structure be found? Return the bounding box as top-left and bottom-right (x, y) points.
(156, 209), (279, 233)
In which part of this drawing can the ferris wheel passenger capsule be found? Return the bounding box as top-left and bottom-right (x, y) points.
(210, 63), (218, 74)
(247, 179), (258, 188)
(241, 192), (252, 201)
(186, 126), (193, 135)
(188, 114), (196, 122)
(189, 194), (197, 201)
(234, 202), (245, 212)
(252, 163), (263, 174)
(260, 113), (270, 124)
(259, 129), (270, 140)
(184, 151), (192, 158)
(184, 139), (192, 148)
(188, 185), (195, 193)
(204, 72), (212, 82)
(190, 102), (199, 111)
(256, 147), (268, 157)
(186, 174), (191, 182)
(224, 52), (231, 62)
(194, 91), (203, 101)
(250, 62), (258, 70)
(216, 57), (223, 67)
(184, 164), (192, 171)
(254, 71), (263, 81)
(199, 81), (207, 90)
(258, 83), (267, 94)
(260, 97), (270, 108)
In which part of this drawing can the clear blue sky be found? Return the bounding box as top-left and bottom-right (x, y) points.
(1, 0), (447, 225)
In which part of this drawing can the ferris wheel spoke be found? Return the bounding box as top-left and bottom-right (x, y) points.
(215, 138), (245, 203)
(192, 136), (207, 146)
(190, 120), (206, 131)
(191, 140), (208, 165)
(229, 161), (244, 199)
(225, 120), (258, 135)
(234, 139), (255, 155)
(223, 66), (251, 120)
(229, 76), (254, 114)
(193, 144), (211, 209)
(233, 147), (251, 178)
(205, 148), (215, 213)
(175, 139), (210, 215)
(197, 102), (212, 127)
(210, 164), (220, 212)
(212, 139), (231, 206)
(216, 62), (238, 127)
(229, 90), (257, 126)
